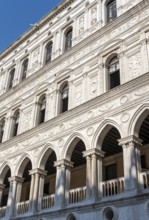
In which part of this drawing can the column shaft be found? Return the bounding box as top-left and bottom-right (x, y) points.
(29, 174), (35, 210)
(86, 156), (91, 199)
(32, 173), (40, 212)
(92, 154), (98, 198)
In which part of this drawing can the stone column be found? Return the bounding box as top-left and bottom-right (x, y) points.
(86, 156), (92, 199)
(83, 149), (105, 200)
(29, 168), (47, 213)
(54, 159), (73, 207)
(6, 176), (24, 217)
(29, 172), (35, 211)
(37, 170), (47, 211)
(118, 136), (142, 193)
(0, 184), (5, 206)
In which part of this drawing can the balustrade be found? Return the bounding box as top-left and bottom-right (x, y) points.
(16, 201), (29, 215)
(141, 171), (149, 189)
(41, 194), (55, 209)
(100, 177), (124, 197)
(69, 186), (86, 204)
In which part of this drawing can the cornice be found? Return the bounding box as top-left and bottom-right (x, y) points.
(0, 0), (74, 59)
(0, 0), (148, 62)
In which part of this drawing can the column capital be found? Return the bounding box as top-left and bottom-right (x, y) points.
(54, 159), (73, 168)
(118, 135), (142, 148)
(83, 148), (105, 158)
(8, 176), (24, 183)
(29, 168), (47, 176)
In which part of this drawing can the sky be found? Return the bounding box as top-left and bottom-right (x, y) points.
(0, 0), (62, 52)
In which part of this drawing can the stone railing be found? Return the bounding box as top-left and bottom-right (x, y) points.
(41, 194), (55, 209)
(100, 177), (124, 197)
(16, 200), (29, 215)
(0, 206), (6, 218)
(141, 171), (149, 189)
(69, 186), (86, 204)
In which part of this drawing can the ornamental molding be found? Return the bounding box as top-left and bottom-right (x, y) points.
(0, 4), (149, 107)
(0, 72), (149, 162)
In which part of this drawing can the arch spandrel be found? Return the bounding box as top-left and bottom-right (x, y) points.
(62, 132), (88, 160)
(92, 119), (123, 150)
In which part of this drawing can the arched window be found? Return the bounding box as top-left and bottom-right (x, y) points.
(60, 84), (69, 113)
(45, 42), (53, 64)
(65, 27), (73, 52)
(8, 68), (15, 90)
(108, 56), (120, 89)
(12, 110), (20, 137)
(0, 118), (5, 143)
(38, 96), (46, 124)
(107, 0), (117, 23)
(21, 58), (28, 81)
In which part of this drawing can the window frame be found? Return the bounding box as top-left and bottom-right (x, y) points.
(64, 27), (73, 52)
(106, 0), (117, 23)
(45, 41), (53, 65)
(21, 58), (28, 81)
(108, 56), (120, 90)
(60, 83), (69, 114)
(12, 110), (20, 137)
(0, 118), (5, 143)
(8, 68), (15, 90)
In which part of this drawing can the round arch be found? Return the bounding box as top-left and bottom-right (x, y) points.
(37, 144), (58, 169)
(128, 104), (149, 137)
(92, 120), (123, 149)
(66, 213), (76, 220)
(63, 133), (88, 160)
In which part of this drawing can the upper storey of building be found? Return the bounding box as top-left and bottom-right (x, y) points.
(0, 0), (145, 76)
(0, 0), (149, 144)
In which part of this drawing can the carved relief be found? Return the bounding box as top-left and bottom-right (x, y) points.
(30, 47), (41, 73)
(128, 53), (141, 79)
(22, 110), (32, 132)
(121, 112), (130, 123)
(120, 95), (129, 104)
(90, 76), (98, 98)
(87, 127), (94, 136)
(90, 6), (97, 26)
(78, 14), (85, 35)
(58, 139), (64, 148)
(75, 84), (82, 106)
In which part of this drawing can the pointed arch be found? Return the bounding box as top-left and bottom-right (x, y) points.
(92, 119), (123, 149)
(16, 153), (32, 177)
(37, 143), (58, 169)
(128, 104), (149, 137)
(62, 132), (88, 160)
(0, 163), (11, 184)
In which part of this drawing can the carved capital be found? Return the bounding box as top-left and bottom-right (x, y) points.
(118, 135), (142, 149)
(83, 148), (105, 158)
(54, 159), (73, 168)
(8, 176), (24, 183)
(29, 168), (47, 176)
